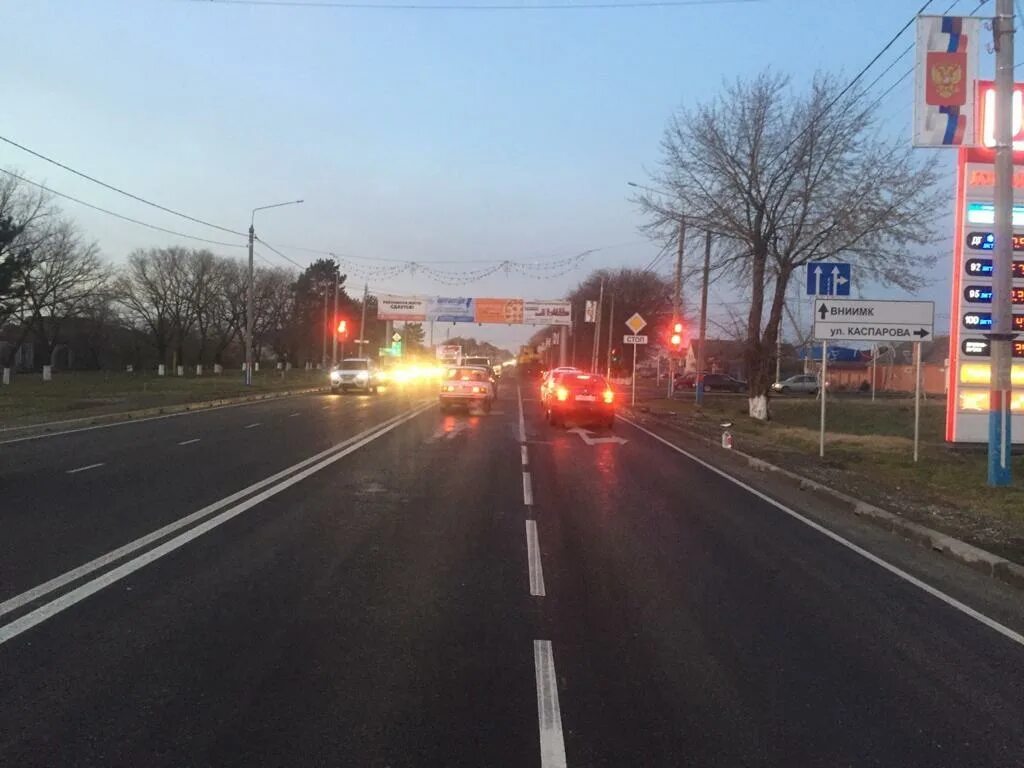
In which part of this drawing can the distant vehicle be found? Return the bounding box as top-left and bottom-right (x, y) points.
(771, 374), (820, 395)
(542, 371), (616, 429)
(439, 366), (495, 413)
(674, 372), (746, 393)
(461, 356), (491, 369)
(330, 358), (382, 394)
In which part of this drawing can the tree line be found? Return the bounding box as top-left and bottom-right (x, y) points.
(0, 173), (376, 372)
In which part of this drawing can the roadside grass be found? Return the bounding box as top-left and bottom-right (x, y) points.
(0, 369), (327, 428)
(638, 393), (1024, 562)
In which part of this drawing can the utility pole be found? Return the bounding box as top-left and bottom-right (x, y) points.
(591, 279), (605, 373)
(331, 272), (339, 368)
(990, 0), (1015, 486)
(570, 305), (577, 367)
(696, 230), (710, 405)
(606, 293), (616, 378)
(669, 216), (685, 398)
(559, 325), (568, 367)
(358, 283), (369, 358)
(245, 224), (255, 385)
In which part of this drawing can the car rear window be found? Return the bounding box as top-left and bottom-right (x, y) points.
(565, 374), (606, 388)
(446, 368), (487, 381)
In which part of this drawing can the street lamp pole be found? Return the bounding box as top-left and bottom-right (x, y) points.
(245, 199), (303, 385)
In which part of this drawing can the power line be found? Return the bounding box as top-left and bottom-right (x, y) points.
(0, 133), (246, 237)
(187, 0), (759, 10)
(0, 167), (247, 248)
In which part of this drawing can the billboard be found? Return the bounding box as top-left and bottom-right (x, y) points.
(523, 300), (571, 326)
(475, 298), (525, 324)
(913, 15), (979, 147)
(376, 295), (427, 321)
(946, 83), (1024, 442)
(427, 296), (475, 323)
(376, 295), (569, 325)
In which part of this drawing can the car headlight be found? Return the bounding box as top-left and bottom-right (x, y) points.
(330, 371), (341, 382)
(356, 371), (369, 380)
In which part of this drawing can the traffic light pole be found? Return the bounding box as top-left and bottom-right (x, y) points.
(669, 216), (685, 399)
(331, 272), (339, 368)
(696, 230), (710, 405)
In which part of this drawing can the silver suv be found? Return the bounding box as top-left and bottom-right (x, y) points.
(771, 374), (820, 395)
(330, 358), (382, 394)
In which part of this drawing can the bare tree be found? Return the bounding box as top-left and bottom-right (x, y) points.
(0, 172), (53, 346)
(118, 248), (176, 365)
(637, 71), (945, 419)
(21, 218), (110, 365)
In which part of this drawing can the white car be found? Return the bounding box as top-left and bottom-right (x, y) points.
(330, 358), (382, 394)
(771, 374), (820, 395)
(439, 366), (495, 413)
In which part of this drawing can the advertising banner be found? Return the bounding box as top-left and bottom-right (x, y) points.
(428, 296), (476, 323)
(475, 298), (525, 324)
(913, 15), (979, 147)
(376, 295), (427, 321)
(523, 300), (571, 326)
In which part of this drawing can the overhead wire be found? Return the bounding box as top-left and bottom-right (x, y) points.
(0, 167), (247, 248)
(0, 133), (246, 237)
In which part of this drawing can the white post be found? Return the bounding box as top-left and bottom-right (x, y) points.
(2, 368), (9, 386)
(819, 341), (827, 458)
(631, 342), (638, 406)
(255, 362), (260, 373)
(196, 364), (203, 376)
(42, 365), (52, 382)
(914, 341), (922, 463)
(177, 365), (184, 377)
(158, 364), (165, 377)
(126, 364), (134, 374)
(214, 363), (223, 375)
(871, 343), (877, 402)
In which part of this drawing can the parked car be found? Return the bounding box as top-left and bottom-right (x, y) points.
(771, 374), (820, 395)
(674, 372), (746, 393)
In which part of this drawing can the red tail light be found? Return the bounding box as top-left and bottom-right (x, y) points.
(603, 389), (614, 404)
(556, 386), (569, 402)
(471, 386), (483, 393)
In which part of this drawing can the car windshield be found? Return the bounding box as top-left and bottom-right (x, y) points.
(339, 360), (369, 371)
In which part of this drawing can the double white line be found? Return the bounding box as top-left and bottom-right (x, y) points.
(0, 402), (433, 646)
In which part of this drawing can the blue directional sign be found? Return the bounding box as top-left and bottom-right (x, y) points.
(806, 262), (852, 296)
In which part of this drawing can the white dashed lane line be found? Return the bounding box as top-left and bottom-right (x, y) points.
(288, 412), (300, 417)
(243, 423), (261, 429)
(522, 472), (533, 506)
(526, 520), (546, 597)
(534, 640), (568, 768)
(66, 463), (105, 475)
(521, 445), (529, 466)
(177, 438), (201, 446)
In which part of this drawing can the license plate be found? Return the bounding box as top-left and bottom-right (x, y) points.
(576, 395), (597, 402)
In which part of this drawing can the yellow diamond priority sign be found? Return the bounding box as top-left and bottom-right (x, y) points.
(625, 312), (647, 335)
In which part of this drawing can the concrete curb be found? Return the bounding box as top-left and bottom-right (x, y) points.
(0, 386), (328, 436)
(624, 406), (1024, 593)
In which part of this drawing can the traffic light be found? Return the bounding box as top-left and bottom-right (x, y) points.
(337, 319), (348, 338)
(670, 321), (685, 349)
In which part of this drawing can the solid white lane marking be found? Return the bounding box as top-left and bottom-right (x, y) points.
(521, 445), (529, 466)
(66, 463), (104, 475)
(177, 438), (201, 446)
(0, 391), (323, 445)
(522, 472), (534, 507)
(526, 520), (546, 597)
(517, 385), (526, 444)
(0, 403), (434, 646)
(0, 405), (431, 620)
(534, 640), (567, 768)
(620, 416), (1024, 649)
(243, 422), (261, 429)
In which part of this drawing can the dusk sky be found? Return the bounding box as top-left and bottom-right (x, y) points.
(2, 0), (987, 349)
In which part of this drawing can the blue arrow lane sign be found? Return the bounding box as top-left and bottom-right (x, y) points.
(806, 262), (851, 296)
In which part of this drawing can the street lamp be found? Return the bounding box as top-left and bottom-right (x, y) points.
(246, 199), (304, 385)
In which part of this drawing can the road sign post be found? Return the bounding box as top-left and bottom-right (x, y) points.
(814, 299), (934, 461)
(623, 333), (648, 406)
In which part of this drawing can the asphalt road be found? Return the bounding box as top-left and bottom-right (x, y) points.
(1, 378), (1023, 766)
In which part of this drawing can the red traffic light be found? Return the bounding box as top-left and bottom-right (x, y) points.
(670, 333), (682, 346)
(337, 320), (348, 336)
(673, 322), (684, 334)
